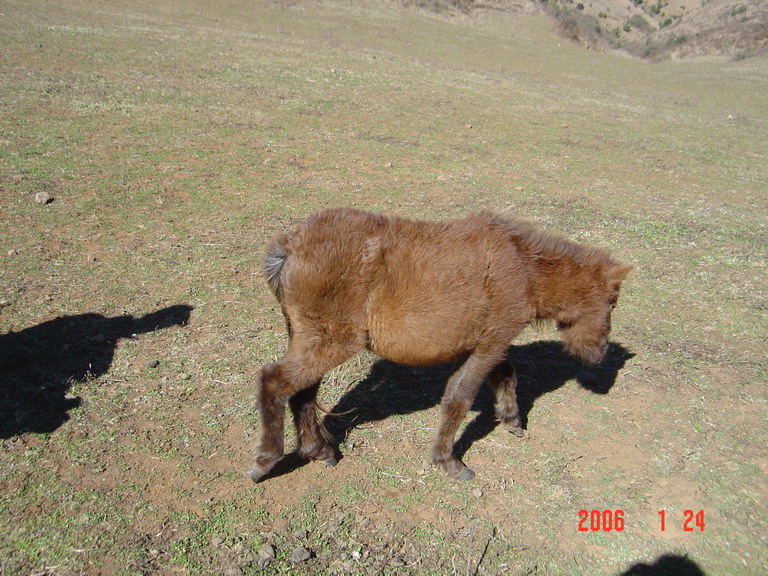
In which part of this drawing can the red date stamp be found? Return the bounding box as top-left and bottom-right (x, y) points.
(659, 509), (706, 531)
(578, 509), (706, 532)
(578, 509), (625, 531)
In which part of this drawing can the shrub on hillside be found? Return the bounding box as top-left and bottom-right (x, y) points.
(626, 14), (654, 33)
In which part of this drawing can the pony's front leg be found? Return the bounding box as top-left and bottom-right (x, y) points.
(249, 361), (289, 482)
(432, 353), (502, 481)
(488, 359), (524, 437)
(289, 381), (336, 466)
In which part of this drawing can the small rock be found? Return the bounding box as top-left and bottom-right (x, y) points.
(472, 487), (483, 498)
(390, 556), (406, 567)
(258, 544), (276, 560)
(178, 372), (191, 381)
(456, 526), (472, 539)
(35, 192), (53, 204)
(332, 513), (346, 527)
(289, 546), (311, 564)
(384, 162), (393, 168)
(145, 359), (160, 369)
(223, 567), (241, 576)
(6, 249), (17, 257)
(211, 535), (225, 547)
(292, 528), (308, 540)
(272, 518), (289, 532)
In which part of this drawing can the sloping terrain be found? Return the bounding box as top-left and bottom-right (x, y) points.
(552, 0), (768, 60)
(405, 0), (768, 60)
(1, 1), (766, 575)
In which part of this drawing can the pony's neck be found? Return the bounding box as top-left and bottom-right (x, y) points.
(501, 219), (612, 323)
(528, 254), (594, 322)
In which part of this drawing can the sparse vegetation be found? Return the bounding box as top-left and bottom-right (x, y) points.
(731, 5), (748, 17)
(646, 0), (668, 16)
(626, 14), (655, 33)
(1, 0), (767, 574)
(401, 0), (475, 14)
(666, 34), (689, 46)
(540, 0), (766, 60)
(732, 48), (752, 60)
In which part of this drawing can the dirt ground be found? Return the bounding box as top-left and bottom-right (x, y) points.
(1, 1), (766, 575)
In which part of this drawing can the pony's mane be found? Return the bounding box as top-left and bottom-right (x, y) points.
(481, 212), (615, 269)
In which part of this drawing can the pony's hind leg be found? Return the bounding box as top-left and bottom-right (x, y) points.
(488, 359), (524, 438)
(289, 381), (336, 466)
(249, 327), (363, 482)
(432, 351), (507, 481)
(251, 358), (336, 482)
(250, 360), (295, 482)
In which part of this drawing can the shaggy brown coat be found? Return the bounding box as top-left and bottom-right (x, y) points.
(251, 207), (631, 481)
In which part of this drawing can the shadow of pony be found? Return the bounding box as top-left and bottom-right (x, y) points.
(0, 304), (193, 438)
(264, 340), (633, 478)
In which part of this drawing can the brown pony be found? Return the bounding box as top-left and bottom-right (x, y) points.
(251, 207), (631, 481)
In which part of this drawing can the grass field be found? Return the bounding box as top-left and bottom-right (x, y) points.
(1, 1), (766, 574)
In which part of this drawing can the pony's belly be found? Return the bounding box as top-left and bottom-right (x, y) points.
(366, 312), (477, 367)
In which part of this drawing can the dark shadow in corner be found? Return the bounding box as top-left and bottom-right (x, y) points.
(0, 304), (193, 439)
(260, 340), (631, 478)
(619, 554), (706, 576)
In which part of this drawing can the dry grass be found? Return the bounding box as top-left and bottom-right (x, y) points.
(1, 1), (766, 575)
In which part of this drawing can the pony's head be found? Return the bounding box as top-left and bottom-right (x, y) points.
(557, 262), (632, 365)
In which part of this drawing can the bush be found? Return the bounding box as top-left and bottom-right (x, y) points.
(401, 0), (475, 14)
(647, 0), (666, 15)
(731, 5), (747, 17)
(627, 14), (654, 33)
(643, 40), (660, 57)
(666, 34), (688, 46)
(732, 49), (751, 61)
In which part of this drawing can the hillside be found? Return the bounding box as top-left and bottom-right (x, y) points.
(404, 0), (768, 60)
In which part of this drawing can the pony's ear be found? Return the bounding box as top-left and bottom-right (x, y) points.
(606, 264), (633, 284)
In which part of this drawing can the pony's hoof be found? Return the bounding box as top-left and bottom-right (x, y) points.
(248, 467), (268, 483)
(454, 467), (475, 482)
(509, 426), (525, 438)
(322, 457), (338, 468)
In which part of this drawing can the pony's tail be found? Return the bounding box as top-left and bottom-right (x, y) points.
(314, 400), (356, 418)
(264, 233), (290, 299)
